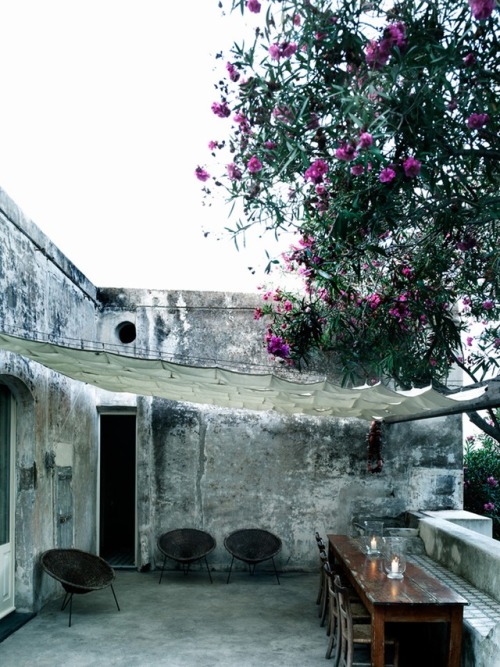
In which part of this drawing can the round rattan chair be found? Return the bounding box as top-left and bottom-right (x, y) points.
(40, 548), (120, 627)
(224, 528), (282, 584)
(157, 528), (216, 584)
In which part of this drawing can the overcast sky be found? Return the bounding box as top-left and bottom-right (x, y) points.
(0, 1), (289, 292)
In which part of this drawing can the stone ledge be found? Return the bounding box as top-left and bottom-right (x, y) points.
(423, 509), (492, 537)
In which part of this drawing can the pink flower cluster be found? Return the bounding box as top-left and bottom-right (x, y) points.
(335, 132), (373, 165)
(468, 0), (496, 21)
(304, 159), (329, 184)
(227, 163), (242, 181)
(365, 21), (407, 69)
(247, 155), (263, 173)
(246, 0), (261, 13)
(226, 62), (240, 83)
(195, 166), (210, 182)
(378, 156), (421, 184)
(269, 42), (298, 61)
(467, 113), (490, 129)
(211, 101), (231, 118)
(266, 333), (290, 359)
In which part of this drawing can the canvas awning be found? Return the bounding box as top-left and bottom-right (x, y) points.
(0, 331), (497, 422)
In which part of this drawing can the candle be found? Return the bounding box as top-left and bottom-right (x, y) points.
(370, 537), (377, 550)
(391, 556), (399, 574)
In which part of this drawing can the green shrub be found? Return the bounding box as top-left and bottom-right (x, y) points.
(464, 419), (500, 540)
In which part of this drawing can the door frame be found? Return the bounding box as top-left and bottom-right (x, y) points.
(0, 388), (16, 620)
(96, 409), (137, 564)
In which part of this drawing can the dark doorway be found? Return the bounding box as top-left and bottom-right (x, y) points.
(99, 414), (136, 568)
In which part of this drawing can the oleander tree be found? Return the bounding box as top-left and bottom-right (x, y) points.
(196, 0), (500, 441)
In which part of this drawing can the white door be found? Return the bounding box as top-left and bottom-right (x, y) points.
(0, 386), (15, 619)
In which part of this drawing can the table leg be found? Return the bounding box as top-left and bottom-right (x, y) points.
(371, 611), (385, 667)
(447, 606), (463, 667)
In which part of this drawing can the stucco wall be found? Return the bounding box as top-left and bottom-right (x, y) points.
(0, 186), (463, 614)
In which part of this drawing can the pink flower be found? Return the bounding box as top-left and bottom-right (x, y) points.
(358, 132), (373, 149)
(226, 62), (240, 82)
(264, 140), (277, 149)
(293, 14), (301, 26)
(267, 335), (290, 359)
(484, 502), (495, 512)
(466, 336), (474, 346)
(385, 22), (407, 49)
(482, 300), (494, 310)
(253, 308), (263, 320)
(269, 42), (298, 60)
(247, 155), (263, 173)
(284, 300), (293, 312)
(463, 53), (477, 67)
(227, 163), (242, 181)
(211, 101), (231, 118)
(246, 0), (261, 13)
(403, 156), (421, 178)
(304, 159), (329, 183)
(468, 0), (496, 21)
(467, 113), (490, 129)
(487, 476), (498, 487)
(195, 166), (210, 182)
(379, 167), (396, 183)
(365, 40), (390, 69)
(208, 140), (218, 150)
(350, 164), (364, 176)
(335, 145), (358, 162)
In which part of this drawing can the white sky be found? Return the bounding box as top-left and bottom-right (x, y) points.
(0, 1), (290, 292)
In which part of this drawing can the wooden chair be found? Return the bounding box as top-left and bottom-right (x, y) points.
(315, 532), (327, 604)
(318, 549), (329, 626)
(324, 563), (370, 662)
(334, 575), (399, 667)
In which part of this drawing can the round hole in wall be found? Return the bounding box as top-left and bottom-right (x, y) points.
(116, 321), (137, 344)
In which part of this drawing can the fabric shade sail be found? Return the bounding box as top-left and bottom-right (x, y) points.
(0, 331), (494, 422)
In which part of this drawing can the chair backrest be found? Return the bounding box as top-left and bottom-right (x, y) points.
(157, 528), (216, 561)
(334, 574), (354, 667)
(324, 561), (340, 619)
(224, 528), (281, 562)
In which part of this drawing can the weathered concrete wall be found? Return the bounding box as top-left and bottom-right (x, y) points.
(134, 399), (462, 572)
(0, 185), (464, 617)
(0, 188), (101, 611)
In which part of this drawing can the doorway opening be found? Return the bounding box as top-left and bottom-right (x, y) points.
(99, 413), (136, 568)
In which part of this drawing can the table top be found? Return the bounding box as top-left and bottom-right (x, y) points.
(328, 534), (468, 607)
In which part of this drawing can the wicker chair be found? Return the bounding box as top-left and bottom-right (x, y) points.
(157, 528), (216, 583)
(40, 548), (120, 627)
(224, 528), (282, 584)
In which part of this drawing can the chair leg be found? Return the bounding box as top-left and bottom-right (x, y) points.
(203, 556), (213, 583)
(226, 556), (235, 584)
(271, 557), (280, 585)
(110, 584), (121, 611)
(158, 555), (167, 584)
(67, 594), (73, 627)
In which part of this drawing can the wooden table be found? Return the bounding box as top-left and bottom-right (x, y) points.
(328, 534), (468, 667)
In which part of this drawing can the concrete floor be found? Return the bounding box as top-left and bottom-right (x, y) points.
(0, 569), (331, 667)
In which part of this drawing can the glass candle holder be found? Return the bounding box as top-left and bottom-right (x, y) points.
(363, 520), (384, 556)
(383, 537), (406, 579)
